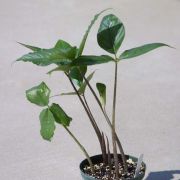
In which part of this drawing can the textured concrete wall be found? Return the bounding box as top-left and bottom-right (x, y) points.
(0, 0), (180, 179)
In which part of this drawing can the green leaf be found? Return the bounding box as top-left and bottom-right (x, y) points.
(97, 14), (125, 54)
(17, 48), (73, 66)
(69, 66), (87, 87)
(17, 40), (77, 66)
(26, 82), (50, 107)
(96, 83), (106, 107)
(39, 108), (56, 141)
(18, 42), (41, 51)
(120, 43), (170, 60)
(50, 103), (72, 126)
(78, 9), (111, 57)
(55, 39), (72, 49)
(72, 55), (114, 66)
(79, 66), (87, 77)
(54, 39), (77, 61)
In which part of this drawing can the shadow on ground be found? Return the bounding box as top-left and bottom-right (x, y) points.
(146, 170), (180, 180)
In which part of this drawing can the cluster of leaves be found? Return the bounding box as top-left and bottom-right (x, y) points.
(26, 82), (72, 140)
(17, 14), (169, 68)
(17, 10), (170, 153)
(19, 9), (111, 141)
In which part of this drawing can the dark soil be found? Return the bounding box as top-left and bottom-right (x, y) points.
(83, 158), (145, 180)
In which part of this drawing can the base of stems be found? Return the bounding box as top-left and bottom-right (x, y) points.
(80, 154), (146, 180)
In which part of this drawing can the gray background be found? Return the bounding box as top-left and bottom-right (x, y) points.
(0, 0), (180, 179)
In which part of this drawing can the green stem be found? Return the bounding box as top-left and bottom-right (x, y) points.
(64, 126), (94, 173)
(112, 61), (119, 178)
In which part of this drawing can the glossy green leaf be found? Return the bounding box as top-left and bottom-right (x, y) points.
(17, 48), (74, 66)
(55, 39), (72, 49)
(96, 83), (106, 107)
(39, 108), (56, 141)
(78, 9), (111, 56)
(17, 39), (77, 66)
(97, 14), (125, 54)
(18, 42), (41, 51)
(120, 43), (170, 60)
(54, 39), (77, 60)
(26, 82), (50, 106)
(50, 103), (72, 126)
(69, 66), (87, 87)
(72, 55), (114, 66)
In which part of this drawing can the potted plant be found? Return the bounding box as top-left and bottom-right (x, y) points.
(16, 9), (170, 180)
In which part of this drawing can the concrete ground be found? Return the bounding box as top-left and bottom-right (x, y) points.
(0, 0), (180, 179)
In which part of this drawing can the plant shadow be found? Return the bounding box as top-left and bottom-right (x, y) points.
(146, 170), (180, 180)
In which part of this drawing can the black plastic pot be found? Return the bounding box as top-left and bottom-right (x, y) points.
(80, 154), (146, 180)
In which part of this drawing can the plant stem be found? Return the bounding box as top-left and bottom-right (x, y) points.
(82, 94), (101, 139)
(64, 126), (94, 173)
(65, 73), (103, 153)
(82, 94), (107, 164)
(83, 76), (128, 172)
(112, 61), (119, 178)
(104, 110), (127, 173)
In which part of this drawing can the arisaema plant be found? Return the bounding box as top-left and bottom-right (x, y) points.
(16, 9), (170, 179)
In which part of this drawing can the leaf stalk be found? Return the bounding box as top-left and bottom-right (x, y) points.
(83, 76), (128, 172)
(64, 126), (94, 173)
(65, 72), (104, 160)
(112, 61), (119, 178)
